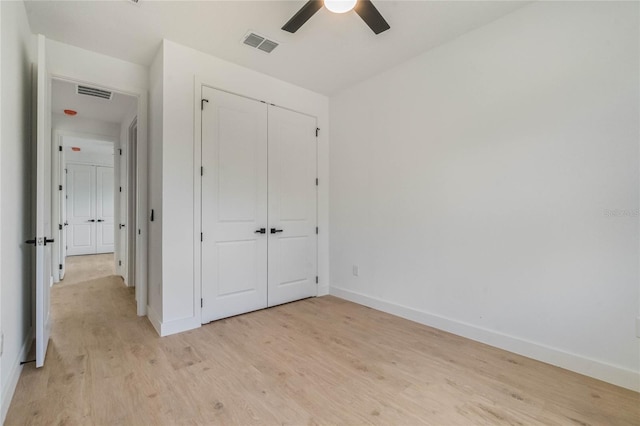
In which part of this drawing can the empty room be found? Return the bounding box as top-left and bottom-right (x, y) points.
(1, 0), (638, 424)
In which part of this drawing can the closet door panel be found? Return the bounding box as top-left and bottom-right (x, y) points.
(201, 87), (268, 323)
(66, 164), (96, 256)
(267, 106), (317, 307)
(95, 166), (115, 253)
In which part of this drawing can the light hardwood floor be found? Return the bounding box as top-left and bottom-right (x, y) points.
(5, 264), (639, 425)
(58, 253), (115, 286)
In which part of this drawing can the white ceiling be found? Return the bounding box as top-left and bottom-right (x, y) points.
(26, 1), (530, 95)
(52, 78), (137, 123)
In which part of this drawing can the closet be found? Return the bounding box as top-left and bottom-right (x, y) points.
(66, 164), (115, 255)
(200, 87), (317, 323)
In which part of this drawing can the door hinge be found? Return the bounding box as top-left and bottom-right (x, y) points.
(316, 276), (318, 284)
(59, 264), (62, 270)
(316, 227), (318, 234)
(65, 168), (68, 174)
(119, 148), (123, 156)
(58, 185), (62, 191)
(316, 178), (318, 186)
(138, 229), (141, 235)
(201, 233), (203, 242)
(119, 186), (122, 193)
(118, 260), (122, 266)
(201, 298), (203, 308)
(201, 99), (209, 110)
(201, 166), (204, 176)
(58, 146), (62, 152)
(58, 224), (62, 230)
(316, 128), (320, 137)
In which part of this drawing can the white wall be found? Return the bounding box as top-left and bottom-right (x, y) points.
(330, 1), (639, 391)
(0, 0), (34, 421)
(46, 39), (147, 96)
(147, 46), (163, 326)
(52, 113), (120, 140)
(152, 39), (329, 335)
(64, 148), (114, 167)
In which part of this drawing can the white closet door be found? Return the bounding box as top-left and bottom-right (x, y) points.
(96, 166), (115, 254)
(201, 87), (268, 323)
(267, 106), (317, 307)
(66, 164), (96, 256)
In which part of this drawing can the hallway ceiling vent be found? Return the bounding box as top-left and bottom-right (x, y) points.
(76, 85), (113, 100)
(242, 31), (279, 53)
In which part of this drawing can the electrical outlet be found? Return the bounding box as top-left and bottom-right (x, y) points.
(352, 265), (359, 277)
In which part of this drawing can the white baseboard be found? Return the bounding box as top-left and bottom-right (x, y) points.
(146, 304), (162, 336)
(1, 328), (34, 424)
(160, 316), (200, 337)
(317, 285), (330, 296)
(146, 305), (200, 337)
(330, 286), (640, 392)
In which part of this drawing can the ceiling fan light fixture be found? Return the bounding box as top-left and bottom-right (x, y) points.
(324, 0), (357, 14)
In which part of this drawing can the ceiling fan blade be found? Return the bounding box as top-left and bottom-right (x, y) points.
(282, 0), (323, 33)
(354, 0), (390, 35)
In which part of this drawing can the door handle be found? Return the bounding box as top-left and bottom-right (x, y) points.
(63, 222), (68, 226)
(24, 237), (54, 246)
(97, 219), (105, 222)
(119, 224), (126, 229)
(255, 228), (266, 234)
(270, 228), (283, 234)
(87, 219), (96, 222)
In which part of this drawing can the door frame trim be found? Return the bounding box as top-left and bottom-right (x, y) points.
(52, 130), (117, 281)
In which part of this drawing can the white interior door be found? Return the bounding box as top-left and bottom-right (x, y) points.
(201, 87), (268, 323)
(59, 149), (67, 279)
(128, 124), (138, 287)
(96, 166), (115, 254)
(66, 164), (96, 255)
(267, 106), (318, 307)
(34, 34), (52, 368)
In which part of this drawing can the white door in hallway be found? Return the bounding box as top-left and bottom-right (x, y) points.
(33, 34), (52, 368)
(67, 164), (96, 255)
(66, 164), (114, 255)
(201, 87), (268, 323)
(96, 166), (115, 253)
(267, 106), (317, 307)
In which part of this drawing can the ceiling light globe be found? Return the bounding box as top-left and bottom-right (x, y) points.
(324, 0), (357, 14)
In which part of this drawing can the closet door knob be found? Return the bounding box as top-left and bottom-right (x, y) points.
(270, 228), (283, 234)
(97, 219), (105, 222)
(87, 219), (96, 222)
(254, 228), (266, 234)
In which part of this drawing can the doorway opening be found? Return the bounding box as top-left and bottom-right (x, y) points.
(50, 77), (144, 306)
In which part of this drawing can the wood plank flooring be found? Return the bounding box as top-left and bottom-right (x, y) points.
(59, 254), (115, 286)
(5, 260), (639, 425)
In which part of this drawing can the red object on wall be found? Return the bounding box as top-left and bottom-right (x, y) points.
(64, 109), (77, 116)
(71, 147), (81, 152)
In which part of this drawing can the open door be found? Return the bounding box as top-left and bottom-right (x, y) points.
(29, 35), (53, 368)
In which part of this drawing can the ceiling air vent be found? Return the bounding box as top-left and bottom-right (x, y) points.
(242, 31), (279, 53)
(77, 85), (113, 100)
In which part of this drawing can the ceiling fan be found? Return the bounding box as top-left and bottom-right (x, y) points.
(282, 0), (390, 35)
